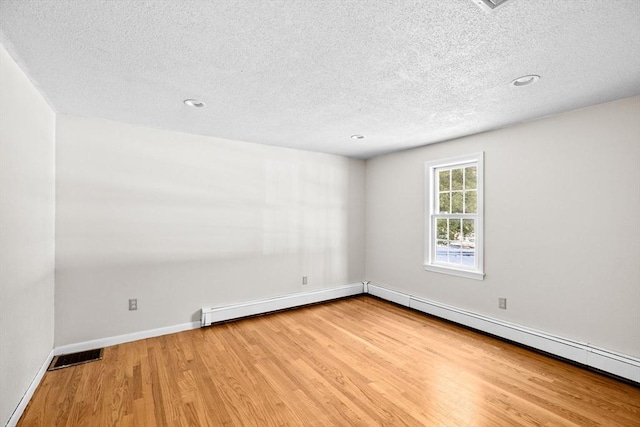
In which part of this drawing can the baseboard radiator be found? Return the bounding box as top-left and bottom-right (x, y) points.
(201, 283), (363, 327)
(366, 283), (640, 383)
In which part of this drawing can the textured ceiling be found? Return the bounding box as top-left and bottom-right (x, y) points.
(1, 0), (639, 158)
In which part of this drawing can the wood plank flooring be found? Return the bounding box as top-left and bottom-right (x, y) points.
(19, 296), (640, 426)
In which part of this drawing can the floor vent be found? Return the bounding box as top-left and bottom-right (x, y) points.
(472, 0), (511, 12)
(48, 348), (103, 371)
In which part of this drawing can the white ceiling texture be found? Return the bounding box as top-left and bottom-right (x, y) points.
(1, 0), (639, 158)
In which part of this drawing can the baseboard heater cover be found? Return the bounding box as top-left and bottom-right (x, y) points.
(201, 283), (364, 327)
(367, 283), (640, 383)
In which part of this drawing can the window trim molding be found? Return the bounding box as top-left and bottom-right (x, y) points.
(424, 152), (485, 280)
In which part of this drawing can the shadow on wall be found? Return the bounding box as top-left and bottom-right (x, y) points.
(58, 137), (351, 272)
(55, 124), (363, 290)
(54, 124), (364, 344)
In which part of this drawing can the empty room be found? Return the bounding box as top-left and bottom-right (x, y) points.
(1, 0), (639, 426)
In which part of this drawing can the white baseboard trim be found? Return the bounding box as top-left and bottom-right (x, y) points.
(201, 283), (364, 326)
(367, 283), (640, 383)
(54, 283), (364, 356)
(6, 349), (54, 427)
(367, 283), (411, 307)
(54, 321), (201, 356)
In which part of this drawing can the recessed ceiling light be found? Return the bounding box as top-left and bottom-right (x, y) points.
(184, 99), (206, 108)
(350, 135), (365, 140)
(472, 0), (511, 13)
(510, 75), (540, 87)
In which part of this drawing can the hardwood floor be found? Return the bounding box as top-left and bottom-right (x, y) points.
(19, 296), (640, 426)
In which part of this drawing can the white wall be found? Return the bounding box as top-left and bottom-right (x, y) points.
(0, 44), (56, 425)
(366, 96), (640, 358)
(55, 115), (365, 346)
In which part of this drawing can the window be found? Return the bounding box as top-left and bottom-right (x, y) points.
(424, 152), (484, 280)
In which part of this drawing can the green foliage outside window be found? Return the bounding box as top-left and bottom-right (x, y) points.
(438, 166), (477, 214)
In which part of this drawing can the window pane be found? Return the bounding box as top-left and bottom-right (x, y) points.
(437, 218), (448, 239)
(462, 219), (475, 266)
(439, 193), (450, 213)
(465, 191), (477, 213)
(448, 249), (462, 264)
(462, 250), (475, 266)
(451, 192), (463, 213)
(451, 168), (463, 191)
(462, 219), (474, 240)
(439, 170), (450, 191)
(436, 240), (448, 262)
(449, 219), (461, 241)
(465, 166), (477, 189)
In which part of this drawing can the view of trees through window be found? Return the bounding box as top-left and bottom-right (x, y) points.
(435, 165), (477, 266)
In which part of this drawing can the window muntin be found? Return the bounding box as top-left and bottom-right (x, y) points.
(425, 153), (484, 280)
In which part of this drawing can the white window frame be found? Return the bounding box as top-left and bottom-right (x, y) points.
(424, 152), (484, 280)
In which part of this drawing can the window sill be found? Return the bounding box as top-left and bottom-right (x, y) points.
(423, 264), (485, 280)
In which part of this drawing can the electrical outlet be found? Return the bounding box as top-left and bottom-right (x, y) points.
(129, 299), (138, 311)
(498, 297), (507, 310)
(302, 276), (308, 285)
